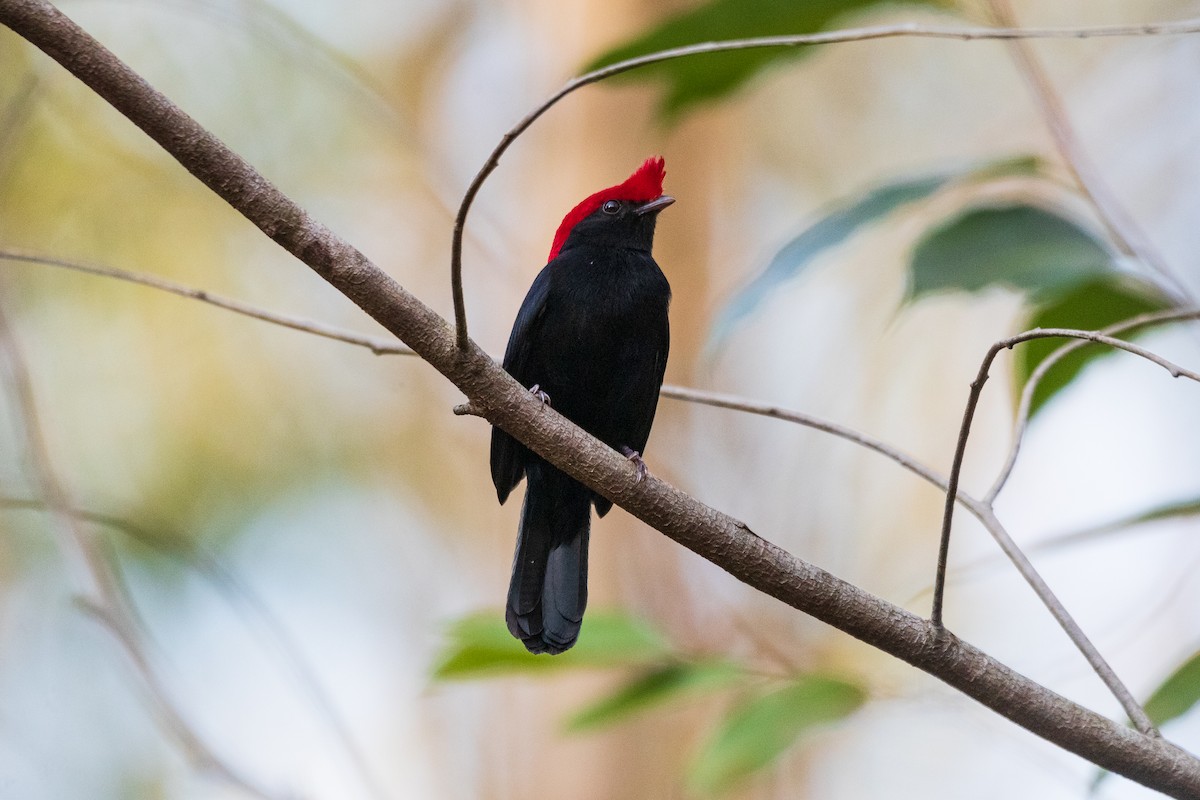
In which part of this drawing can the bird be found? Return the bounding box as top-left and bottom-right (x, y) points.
(490, 156), (673, 654)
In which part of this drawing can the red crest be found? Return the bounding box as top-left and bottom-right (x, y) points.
(548, 157), (667, 261)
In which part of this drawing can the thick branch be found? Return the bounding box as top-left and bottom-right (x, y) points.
(3, 1), (1200, 794)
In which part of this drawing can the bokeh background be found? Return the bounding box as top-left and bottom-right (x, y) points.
(2, 0), (1200, 798)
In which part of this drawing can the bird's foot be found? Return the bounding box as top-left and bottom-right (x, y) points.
(528, 384), (551, 406)
(619, 446), (648, 483)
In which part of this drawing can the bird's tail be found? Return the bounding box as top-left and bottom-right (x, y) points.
(506, 462), (591, 654)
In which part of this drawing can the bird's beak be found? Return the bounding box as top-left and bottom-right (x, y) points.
(634, 195), (675, 216)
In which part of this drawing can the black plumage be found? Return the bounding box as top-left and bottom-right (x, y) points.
(490, 159), (673, 654)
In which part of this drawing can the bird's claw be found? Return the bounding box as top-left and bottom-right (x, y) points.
(528, 384), (551, 406)
(619, 446), (648, 483)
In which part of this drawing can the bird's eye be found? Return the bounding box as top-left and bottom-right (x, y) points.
(601, 200), (622, 215)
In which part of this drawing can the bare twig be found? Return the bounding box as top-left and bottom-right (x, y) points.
(934, 324), (1200, 625)
(0, 302), (288, 800)
(5, 2), (1200, 791)
(0, 250), (414, 356)
(448, 15), (1200, 348)
(986, 308), (1200, 503)
(966, 505), (1157, 736)
(932, 324), (1200, 732)
(659, 385), (952, 492)
(4, 252), (1178, 733)
(986, 0), (1190, 302)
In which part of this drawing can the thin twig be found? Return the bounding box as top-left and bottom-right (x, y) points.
(0, 250), (414, 355)
(448, 15), (1200, 349)
(986, 308), (1200, 503)
(986, 0), (1191, 303)
(932, 324), (1200, 732)
(9, 251), (1183, 728)
(0, 301), (290, 800)
(658, 384), (950, 492)
(966, 505), (1157, 736)
(934, 324), (1200, 626)
(6, 3), (1198, 788)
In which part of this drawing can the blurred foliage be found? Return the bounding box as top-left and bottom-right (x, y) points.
(585, 0), (953, 118)
(433, 611), (671, 678)
(1014, 276), (1172, 416)
(910, 205), (1177, 413)
(906, 205), (1116, 301)
(708, 156), (1040, 350)
(711, 151), (1183, 416)
(689, 675), (866, 795)
(1145, 650), (1200, 728)
(1093, 649), (1200, 791)
(6, 0), (1199, 795)
(566, 660), (744, 731)
(434, 611), (865, 794)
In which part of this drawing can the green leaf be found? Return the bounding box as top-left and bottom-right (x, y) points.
(1014, 276), (1173, 417)
(688, 675), (866, 795)
(567, 661), (744, 731)
(1092, 648), (1200, 791)
(907, 204), (1118, 302)
(1144, 650), (1200, 728)
(432, 611), (671, 680)
(1035, 495), (1200, 556)
(1115, 496), (1200, 529)
(707, 156), (1042, 350)
(585, 0), (951, 118)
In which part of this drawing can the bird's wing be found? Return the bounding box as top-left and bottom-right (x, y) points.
(490, 267), (553, 504)
(595, 310), (669, 519)
(626, 311), (670, 455)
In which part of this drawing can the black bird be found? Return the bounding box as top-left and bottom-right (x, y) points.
(490, 157), (673, 654)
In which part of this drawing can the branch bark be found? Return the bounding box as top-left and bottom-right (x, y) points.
(3, 1), (1199, 795)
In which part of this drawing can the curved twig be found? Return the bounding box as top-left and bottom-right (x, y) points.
(931, 324), (1200, 730)
(986, 308), (1200, 503)
(0, 250), (415, 355)
(934, 324), (1200, 625)
(9, 250), (1181, 729)
(448, 16), (1200, 348)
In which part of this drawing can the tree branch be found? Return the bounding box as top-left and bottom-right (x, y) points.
(8, 246), (1138, 719)
(934, 325), (1200, 625)
(449, 14), (1200, 347)
(986, 309), (1200, 503)
(0, 249), (415, 355)
(4, 1), (1200, 794)
(931, 323), (1200, 733)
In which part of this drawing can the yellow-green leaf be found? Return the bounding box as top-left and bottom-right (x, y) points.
(585, 0), (952, 119)
(567, 661), (744, 731)
(1014, 276), (1173, 417)
(1145, 650), (1200, 728)
(432, 611), (670, 680)
(689, 675), (866, 795)
(908, 204), (1116, 302)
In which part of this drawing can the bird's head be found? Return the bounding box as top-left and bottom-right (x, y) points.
(547, 156), (674, 262)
